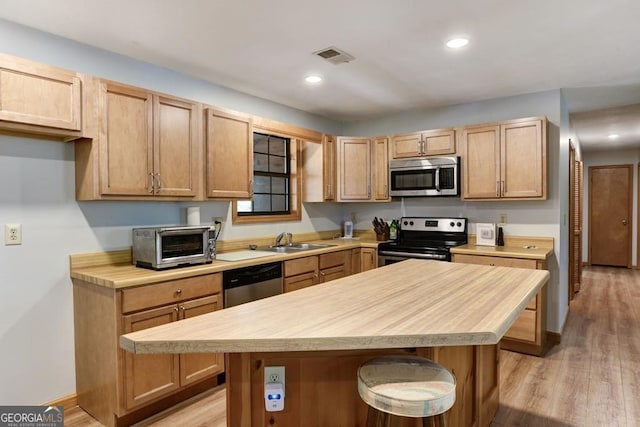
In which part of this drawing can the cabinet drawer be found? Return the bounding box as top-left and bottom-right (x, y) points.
(453, 254), (537, 269)
(320, 265), (346, 283)
(284, 256), (318, 277)
(319, 251), (345, 269)
(122, 274), (222, 314)
(504, 309), (537, 342)
(284, 272), (317, 293)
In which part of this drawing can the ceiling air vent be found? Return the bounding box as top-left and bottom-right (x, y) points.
(313, 46), (355, 65)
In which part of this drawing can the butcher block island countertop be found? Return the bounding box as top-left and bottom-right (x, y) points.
(119, 260), (549, 427)
(120, 260), (549, 353)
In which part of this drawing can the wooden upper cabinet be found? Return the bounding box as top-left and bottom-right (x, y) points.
(205, 108), (253, 199)
(0, 53), (82, 139)
(390, 129), (455, 159)
(372, 137), (390, 201)
(337, 137), (371, 201)
(501, 119), (545, 199)
(337, 136), (390, 202)
(461, 117), (546, 200)
(302, 134), (336, 202)
(98, 82), (200, 198)
(75, 79), (201, 200)
(322, 135), (337, 201)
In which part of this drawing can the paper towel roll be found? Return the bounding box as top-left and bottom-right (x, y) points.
(186, 207), (200, 225)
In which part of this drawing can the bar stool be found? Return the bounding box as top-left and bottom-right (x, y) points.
(357, 355), (456, 427)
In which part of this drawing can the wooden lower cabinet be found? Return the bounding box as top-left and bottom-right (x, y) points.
(361, 247), (378, 271)
(284, 251), (350, 292)
(72, 274), (224, 427)
(452, 253), (547, 355)
(227, 344), (499, 427)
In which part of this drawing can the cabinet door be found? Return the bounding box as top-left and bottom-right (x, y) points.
(351, 248), (362, 275)
(337, 137), (371, 201)
(0, 53), (82, 133)
(284, 271), (318, 293)
(154, 96), (199, 197)
(422, 129), (456, 156)
(179, 295), (224, 386)
(99, 82), (154, 196)
(461, 125), (501, 199)
(122, 305), (180, 410)
(390, 133), (422, 159)
(361, 248), (377, 271)
(372, 137), (390, 201)
(501, 119), (545, 199)
(205, 108), (253, 198)
(322, 135), (337, 201)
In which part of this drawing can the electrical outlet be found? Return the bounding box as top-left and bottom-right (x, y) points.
(499, 213), (507, 224)
(350, 212), (357, 222)
(265, 366), (285, 384)
(212, 216), (224, 224)
(5, 223), (22, 245)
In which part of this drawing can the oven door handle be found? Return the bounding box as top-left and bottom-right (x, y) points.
(435, 167), (441, 192)
(379, 250), (447, 260)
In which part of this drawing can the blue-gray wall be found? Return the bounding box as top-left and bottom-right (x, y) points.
(0, 17), (570, 406)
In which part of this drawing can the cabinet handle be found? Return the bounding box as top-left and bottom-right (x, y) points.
(249, 179), (254, 196)
(420, 139), (425, 155)
(496, 181), (500, 197)
(156, 173), (162, 191)
(173, 306), (179, 312)
(368, 184), (371, 199)
(179, 305), (185, 311)
(489, 263), (495, 266)
(501, 181), (504, 196)
(320, 271), (325, 276)
(149, 173), (155, 194)
(313, 273), (318, 278)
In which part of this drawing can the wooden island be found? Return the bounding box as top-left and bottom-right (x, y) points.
(120, 259), (549, 427)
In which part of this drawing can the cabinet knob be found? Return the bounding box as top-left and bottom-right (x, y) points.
(175, 288), (182, 294)
(173, 306), (179, 312)
(489, 263), (495, 266)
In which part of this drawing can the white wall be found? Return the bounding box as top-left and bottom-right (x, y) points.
(0, 19), (343, 405)
(581, 148), (640, 265)
(342, 90), (569, 335)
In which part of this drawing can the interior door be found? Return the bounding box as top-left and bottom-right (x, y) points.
(568, 143), (583, 298)
(588, 164), (633, 267)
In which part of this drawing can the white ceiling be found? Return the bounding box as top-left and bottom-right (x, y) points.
(1, 0), (640, 152)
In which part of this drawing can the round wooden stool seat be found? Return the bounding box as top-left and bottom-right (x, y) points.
(357, 355), (456, 423)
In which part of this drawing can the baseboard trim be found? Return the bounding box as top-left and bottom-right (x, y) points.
(44, 393), (77, 410)
(547, 331), (561, 345)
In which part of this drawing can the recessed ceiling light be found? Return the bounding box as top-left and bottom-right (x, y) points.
(608, 133), (619, 139)
(446, 38), (469, 49)
(305, 75), (322, 84)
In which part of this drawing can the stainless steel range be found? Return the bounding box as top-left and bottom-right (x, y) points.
(378, 217), (468, 266)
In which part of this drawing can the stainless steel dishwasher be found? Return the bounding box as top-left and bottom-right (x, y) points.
(222, 261), (283, 308)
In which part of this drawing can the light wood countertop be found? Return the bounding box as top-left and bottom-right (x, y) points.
(120, 259), (549, 354)
(451, 236), (553, 260)
(70, 238), (379, 289)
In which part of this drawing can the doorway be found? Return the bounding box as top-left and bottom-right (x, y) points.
(588, 164), (633, 267)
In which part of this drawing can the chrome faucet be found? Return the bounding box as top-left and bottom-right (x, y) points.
(274, 232), (293, 247)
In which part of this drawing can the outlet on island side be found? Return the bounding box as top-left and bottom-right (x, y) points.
(499, 213), (507, 224)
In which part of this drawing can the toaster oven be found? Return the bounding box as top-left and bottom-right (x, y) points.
(132, 225), (214, 270)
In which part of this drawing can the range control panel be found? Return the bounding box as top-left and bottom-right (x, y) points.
(399, 217), (467, 233)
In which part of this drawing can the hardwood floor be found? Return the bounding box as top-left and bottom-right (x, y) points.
(493, 266), (640, 427)
(65, 266), (640, 427)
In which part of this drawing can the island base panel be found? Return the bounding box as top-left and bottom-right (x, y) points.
(227, 345), (498, 427)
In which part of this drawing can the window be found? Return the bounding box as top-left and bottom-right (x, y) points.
(237, 132), (290, 215)
(233, 129), (301, 223)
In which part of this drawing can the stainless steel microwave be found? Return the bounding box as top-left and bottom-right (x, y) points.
(389, 156), (460, 197)
(132, 226), (214, 270)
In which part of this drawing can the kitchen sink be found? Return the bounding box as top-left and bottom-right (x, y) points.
(261, 243), (336, 253)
